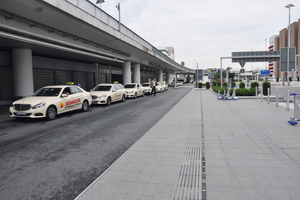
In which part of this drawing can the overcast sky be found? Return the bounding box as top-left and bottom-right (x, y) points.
(93, 0), (300, 71)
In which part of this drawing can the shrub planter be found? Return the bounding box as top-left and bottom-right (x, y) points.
(262, 82), (270, 96)
(251, 82), (259, 89)
(206, 82), (210, 89)
(239, 82), (245, 89)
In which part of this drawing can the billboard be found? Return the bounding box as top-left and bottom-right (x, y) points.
(195, 69), (202, 82)
(280, 47), (296, 72)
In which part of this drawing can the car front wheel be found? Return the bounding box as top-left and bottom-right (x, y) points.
(122, 94), (125, 102)
(107, 97), (111, 106)
(134, 93), (137, 99)
(46, 106), (56, 120)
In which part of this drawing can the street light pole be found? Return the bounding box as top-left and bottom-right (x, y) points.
(95, 0), (105, 8)
(251, 49), (253, 72)
(265, 39), (268, 82)
(116, 3), (121, 32)
(285, 3), (295, 86)
(196, 63), (198, 87)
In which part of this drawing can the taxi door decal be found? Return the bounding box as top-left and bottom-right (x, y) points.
(115, 93), (117, 100)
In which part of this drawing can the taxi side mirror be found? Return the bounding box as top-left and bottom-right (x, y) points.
(112, 89), (117, 92)
(61, 93), (68, 98)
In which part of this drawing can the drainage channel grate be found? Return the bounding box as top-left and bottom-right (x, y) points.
(172, 140), (202, 200)
(172, 91), (205, 200)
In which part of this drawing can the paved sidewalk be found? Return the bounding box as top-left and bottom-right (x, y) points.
(76, 89), (300, 200)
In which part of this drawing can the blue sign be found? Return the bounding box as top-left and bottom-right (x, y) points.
(261, 70), (270, 75)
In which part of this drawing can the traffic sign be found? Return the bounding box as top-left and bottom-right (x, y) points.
(261, 70), (270, 75)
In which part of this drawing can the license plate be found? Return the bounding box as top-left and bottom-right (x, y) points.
(16, 112), (26, 116)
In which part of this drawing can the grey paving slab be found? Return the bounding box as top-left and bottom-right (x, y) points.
(76, 89), (300, 200)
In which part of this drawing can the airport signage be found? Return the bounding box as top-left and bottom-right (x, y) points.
(280, 47), (296, 72)
(261, 70), (270, 75)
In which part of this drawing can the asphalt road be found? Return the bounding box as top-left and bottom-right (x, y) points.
(0, 85), (192, 200)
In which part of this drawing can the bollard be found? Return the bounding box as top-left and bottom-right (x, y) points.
(261, 87), (263, 102)
(256, 87), (257, 100)
(287, 90), (290, 110)
(276, 89), (278, 107)
(268, 88), (270, 104)
(288, 93), (300, 125)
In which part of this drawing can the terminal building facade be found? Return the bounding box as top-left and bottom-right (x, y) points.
(0, 0), (194, 105)
(269, 18), (300, 79)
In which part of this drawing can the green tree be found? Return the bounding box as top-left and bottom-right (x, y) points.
(214, 67), (231, 81)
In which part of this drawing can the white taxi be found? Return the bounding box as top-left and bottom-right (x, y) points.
(161, 81), (168, 91)
(124, 83), (144, 98)
(9, 85), (92, 120)
(90, 83), (126, 106)
(156, 82), (163, 93)
(142, 83), (153, 95)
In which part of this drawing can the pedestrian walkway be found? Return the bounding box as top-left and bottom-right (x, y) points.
(75, 88), (300, 200)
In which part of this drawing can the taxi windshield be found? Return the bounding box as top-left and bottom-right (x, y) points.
(32, 88), (61, 96)
(124, 85), (136, 88)
(93, 85), (111, 91)
(142, 84), (150, 87)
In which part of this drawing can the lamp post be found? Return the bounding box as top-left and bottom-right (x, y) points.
(95, 0), (105, 8)
(251, 49), (253, 72)
(285, 3), (295, 86)
(116, 3), (121, 32)
(265, 39), (267, 70)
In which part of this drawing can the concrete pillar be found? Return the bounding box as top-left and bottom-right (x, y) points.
(93, 63), (99, 84)
(158, 70), (163, 82)
(166, 73), (170, 84)
(133, 63), (140, 83)
(174, 71), (177, 87)
(108, 65), (112, 83)
(122, 61), (131, 84)
(12, 49), (34, 99)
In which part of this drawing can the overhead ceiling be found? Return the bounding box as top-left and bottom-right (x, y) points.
(0, 0), (194, 74)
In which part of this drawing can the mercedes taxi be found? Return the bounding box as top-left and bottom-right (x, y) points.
(161, 81), (168, 91)
(9, 85), (92, 120)
(156, 82), (163, 93)
(90, 83), (126, 106)
(142, 83), (153, 95)
(124, 83), (144, 98)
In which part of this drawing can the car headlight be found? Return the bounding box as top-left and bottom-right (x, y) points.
(32, 102), (46, 109)
(10, 104), (15, 109)
(99, 95), (106, 99)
